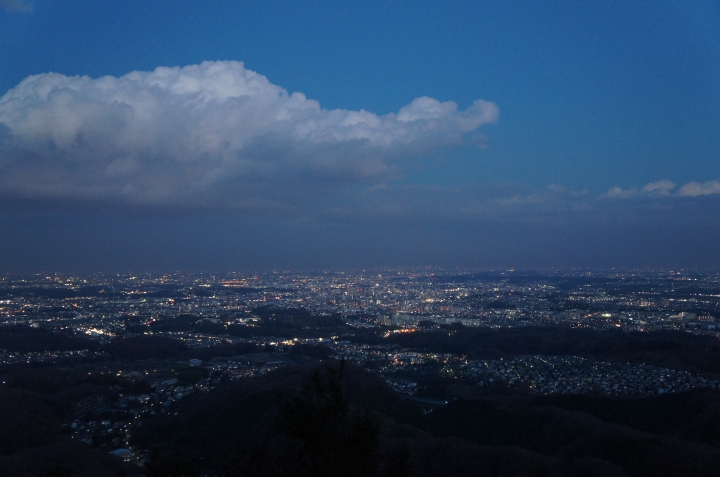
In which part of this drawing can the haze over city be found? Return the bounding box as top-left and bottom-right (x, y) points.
(1, 0), (718, 272)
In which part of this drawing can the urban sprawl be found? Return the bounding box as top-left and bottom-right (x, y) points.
(1, 269), (719, 462)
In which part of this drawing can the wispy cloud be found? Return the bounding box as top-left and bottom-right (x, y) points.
(677, 180), (720, 197)
(0, 0), (32, 13)
(0, 61), (497, 208)
(604, 179), (720, 199)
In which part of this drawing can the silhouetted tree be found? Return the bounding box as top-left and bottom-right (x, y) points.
(381, 443), (414, 477)
(234, 360), (379, 477)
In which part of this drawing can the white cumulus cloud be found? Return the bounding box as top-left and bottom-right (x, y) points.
(0, 61), (498, 208)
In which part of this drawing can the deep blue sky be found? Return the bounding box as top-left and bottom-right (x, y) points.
(0, 0), (719, 272)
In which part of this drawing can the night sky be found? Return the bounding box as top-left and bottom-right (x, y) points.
(1, 0), (719, 272)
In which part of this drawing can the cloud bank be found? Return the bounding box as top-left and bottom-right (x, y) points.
(0, 61), (498, 208)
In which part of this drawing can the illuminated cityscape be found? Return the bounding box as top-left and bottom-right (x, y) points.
(2, 269), (720, 469)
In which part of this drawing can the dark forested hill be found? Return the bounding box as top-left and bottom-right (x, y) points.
(353, 326), (720, 377)
(132, 361), (720, 477)
(0, 325), (97, 353)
